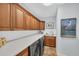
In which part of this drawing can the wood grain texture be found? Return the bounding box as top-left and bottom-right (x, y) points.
(24, 12), (31, 30)
(0, 4), (11, 29)
(0, 3), (45, 30)
(15, 5), (24, 29)
(16, 48), (29, 56)
(39, 21), (45, 30)
(44, 36), (56, 47)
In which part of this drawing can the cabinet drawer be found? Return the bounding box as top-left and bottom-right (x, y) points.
(44, 36), (56, 47)
(49, 39), (55, 47)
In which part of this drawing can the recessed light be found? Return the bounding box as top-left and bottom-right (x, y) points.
(43, 3), (53, 6)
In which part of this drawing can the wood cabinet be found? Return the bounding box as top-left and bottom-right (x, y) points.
(33, 18), (40, 30)
(0, 3), (25, 30)
(24, 12), (31, 30)
(0, 3), (45, 30)
(16, 48), (29, 56)
(0, 4), (11, 30)
(33, 18), (37, 29)
(30, 16), (35, 30)
(24, 11), (40, 30)
(39, 21), (45, 30)
(15, 5), (24, 30)
(36, 20), (40, 30)
(44, 36), (56, 47)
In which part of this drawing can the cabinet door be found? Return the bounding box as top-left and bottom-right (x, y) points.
(49, 37), (56, 47)
(44, 36), (50, 46)
(0, 4), (11, 30)
(34, 18), (36, 30)
(44, 36), (56, 47)
(39, 21), (45, 30)
(24, 12), (31, 30)
(37, 20), (40, 30)
(33, 18), (40, 30)
(30, 16), (35, 30)
(31, 16), (40, 30)
(16, 48), (29, 56)
(33, 18), (38, 30)
(15, 5), (24, 30)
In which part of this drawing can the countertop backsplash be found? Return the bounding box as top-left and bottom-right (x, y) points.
(44, 29), (56, 36)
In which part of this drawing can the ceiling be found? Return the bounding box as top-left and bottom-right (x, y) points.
(19, 3), (64, 20)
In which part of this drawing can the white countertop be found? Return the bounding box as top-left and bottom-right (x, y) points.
(45, 35), (56, 36)
(0, 33), (44, 56)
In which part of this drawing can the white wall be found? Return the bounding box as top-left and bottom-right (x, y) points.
(0, 30), (39, 41)
(56, 3), (79, 56)
(40, 17), (56, 36)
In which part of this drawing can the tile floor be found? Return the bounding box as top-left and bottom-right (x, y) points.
(43, 46), (57, 56)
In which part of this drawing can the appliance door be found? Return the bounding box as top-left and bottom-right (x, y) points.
(29, 37), (44, 56)
(29, 40), (41, 56)
(39, 37), (44, 56)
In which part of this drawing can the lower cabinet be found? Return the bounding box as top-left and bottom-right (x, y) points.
(16, 37), (44, 56)
(16, 48), (29, 56)
(44, 36), (56, 47)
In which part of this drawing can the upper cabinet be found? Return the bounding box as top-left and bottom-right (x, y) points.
(30, 16), (35, 30)
(15, 5), (24, 30)
(0, 4), (11, 30)
(34, 18), (39, 30)
(24, 12), (31, 30)
(39, 21), (45, 30)
(0, 3), (45, 31)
